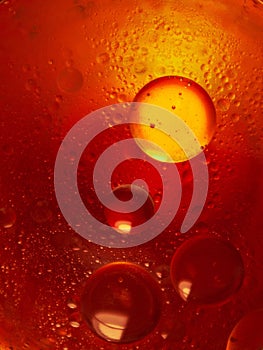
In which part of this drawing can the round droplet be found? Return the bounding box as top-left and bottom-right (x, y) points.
(104, 184), (154, 234)
(0, 206), (16, 228)
(226, 309), (263, 350)
(57, 67), (83, 93)
(170, 236), (244, 305)
(217, 98), (230, 112)
(81, 262), (162, 343)
(96, 52), (110, 64)
(131, 76), (216, 162)
(30, 199), (52, 224)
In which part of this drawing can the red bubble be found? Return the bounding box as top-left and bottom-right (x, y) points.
(81, 262), (162, 343)
(170, 236), (244, 305)
(104, 184), (155, 234)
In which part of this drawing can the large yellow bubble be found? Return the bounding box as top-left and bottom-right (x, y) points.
(131, 76), (216, 163)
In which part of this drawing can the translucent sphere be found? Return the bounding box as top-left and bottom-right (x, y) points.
(131, 76), (216, 162)
(57, 67), (83, 93)
(81, 262), (162, 343)
(170, 236), (244, 305)
(104, 184), (155, 234)
(0, 206), (16, 228)
(226, 309), (263, 350)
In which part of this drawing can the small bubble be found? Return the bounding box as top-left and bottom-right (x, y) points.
(30, 199), (52, 224)
(96, 52), (110, 64)
(231, 113), (240, 123)
(70, 321), (80, 328)
(217, 98), (230, 112)
(104, 185), (154, 235)
(134, 62), (147, 74)
(57, 67), (83, 93)
(224, 82), (233, 91)
(228, 92), (236, 101)
(0, 206), (16, 228)
(67, 301), (77, 309)
(25, 79), (37, 91)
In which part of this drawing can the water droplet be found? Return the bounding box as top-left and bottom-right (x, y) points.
(0, 206), (16, 228)
(131, 76), (216, 163)
(134, 62), (147, 74)
(67, 301), (77, 309)
(30, 199), (52, 224)
(154, 265), (170, 280)
(70, 321), (80, 328)
(81, 262), (162, 343)
(96, 52), (110, 64)
(170, 236), (244, 305)
(25, 78), (37, 91)
(57, 67), (83, 93)
(226, 309), (263, 350)
(231, 113), (240, 123)
(104, 185), (154, 234)
(217, 98), (230, 112)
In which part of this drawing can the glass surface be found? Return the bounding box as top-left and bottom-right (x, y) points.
(0, 0), (263, 349)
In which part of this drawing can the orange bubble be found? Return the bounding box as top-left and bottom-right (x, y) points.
(131, 76), (216, 162)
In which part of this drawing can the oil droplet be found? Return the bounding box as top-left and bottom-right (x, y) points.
(30, 199), (52, 224)
(57, 67), (83, 93)
(170, 236), (244, 305)
(67, 301), (77, 309)
(81, 262), (162, 343)
(104, 184), (154, 234)
(0, 206), (16, 228)
(70, 321), (80, 328)
(131, 76), (216, 163)
(217, 98), (231, 112)
(96, 52), (110, 64)
(226, 309), (263, 350)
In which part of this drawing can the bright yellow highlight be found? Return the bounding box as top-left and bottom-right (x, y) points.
(114, 221), (132, 234)
(178, 280), (193, 301)
(131, 76), (216, 163)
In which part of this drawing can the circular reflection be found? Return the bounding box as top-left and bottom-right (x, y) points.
(226, 309), (263, 350)
(170, 236), (244, 305)
(81, 262), (162, 343)
(104, 184), (155, 234)
(131, 76), (216, 162)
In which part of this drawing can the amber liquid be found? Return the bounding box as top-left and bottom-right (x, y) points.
(0, 0), (263, 349)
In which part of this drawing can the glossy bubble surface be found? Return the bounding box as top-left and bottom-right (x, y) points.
(81, 262), (162, 343)
(131, 76), (216, 162)
(104, 184), (155, 234)
(170, 236), (244, 305)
